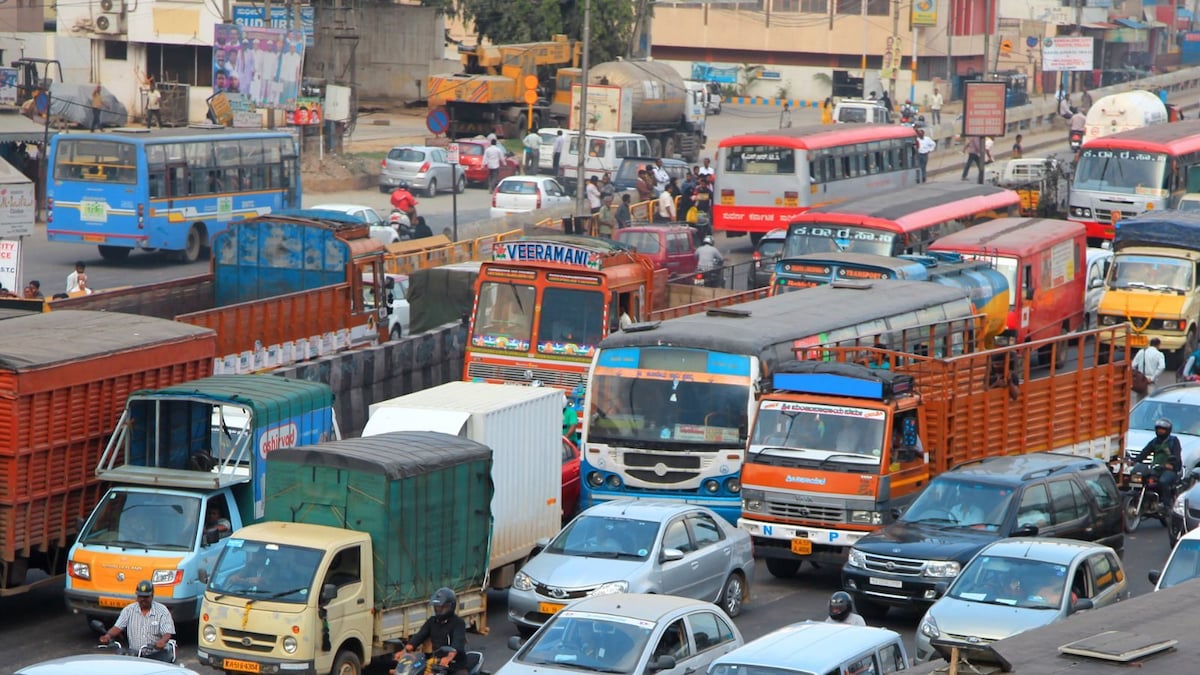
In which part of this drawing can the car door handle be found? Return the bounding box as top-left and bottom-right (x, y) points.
(684, 668), (697, 674)
(690, 561), (700, 569)
(357, 598), (365, 604)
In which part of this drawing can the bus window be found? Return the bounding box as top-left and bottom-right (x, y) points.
(724, 146), (795, 175)
(52, 139), (136, 183)
(473, 282), (536, 346)
(539, 287), (605, 346)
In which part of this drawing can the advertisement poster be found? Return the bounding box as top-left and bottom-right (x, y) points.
(1042, 37), (1095, 72)
(214, 23), (304, 110)
(963, 81), (1007, 137)
(0, 239), (19, 295)
(0, 68), (16, 106)
(286, 97), (323, 125)
(233, 4), (315, 47)
(911, 0), (937, 27)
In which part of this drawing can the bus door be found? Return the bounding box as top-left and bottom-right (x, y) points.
(283, 160), (298, 208)
(165, 161), (187, 211)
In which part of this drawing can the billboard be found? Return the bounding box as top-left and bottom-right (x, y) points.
(1042, 37), (1094, 72)
(0, 68), (16, 106)
(963, 81), (1007, 137)
(214, 23), (304, 110)
(232, 4), (315, 47)
(911, 0), (938, 27)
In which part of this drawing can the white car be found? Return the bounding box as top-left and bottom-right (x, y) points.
(364, 272), (410, 340)
(489, 176), (572, 219)
(1085, 247), (1112, 328)
(310, 203), (397, 245)
(15, 655), (201, 675)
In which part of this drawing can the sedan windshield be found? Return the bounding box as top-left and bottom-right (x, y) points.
(520, 611), (655, 674)
(1130, 400), (1200, 434)
(948, 555), (1069, 609)
(208, 539), (324, 603)
(1160, 539), (1200, 589)
(901, 478), (1015, 531)
(78, 491), (201, 551)
(545, 515), (659, 560)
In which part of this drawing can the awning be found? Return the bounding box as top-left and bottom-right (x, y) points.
(1116, 18), (1150, 29)
(0, 113), (54, 144)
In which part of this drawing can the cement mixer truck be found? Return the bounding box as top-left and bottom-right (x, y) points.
(1082, 90), (1168, 145)
(562, 60), (707, 161)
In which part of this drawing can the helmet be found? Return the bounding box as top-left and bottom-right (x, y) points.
(703, 235), (714, 245)
(135, 580), (154, 597)
(1155, 418), (1173, 433)
(828, 591), (853, 622)
(431, 587), (457, 617)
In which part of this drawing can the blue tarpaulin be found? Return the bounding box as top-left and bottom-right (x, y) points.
(1116, 17), (1150, 29)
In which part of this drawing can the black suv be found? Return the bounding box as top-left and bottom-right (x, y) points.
(842, 452), (1124, 619)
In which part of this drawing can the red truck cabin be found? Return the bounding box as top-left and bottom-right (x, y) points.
(929, 218), (1087, 346)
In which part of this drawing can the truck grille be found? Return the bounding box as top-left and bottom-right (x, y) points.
(623, 453), (703, 484)
(466, 362), (586, 389)
(861, 552), (927, 576)
(1094, 208), (1139, 221)
(764, 500), (844, 522)
(534, 582), (595, 600)
(219, 628), (276, 653)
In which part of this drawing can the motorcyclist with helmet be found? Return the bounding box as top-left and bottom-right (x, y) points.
(1133, 417), (1184, 507)
(391, 587), (469, 675)
(696, 235), (724, 288)
(825, 591), (866, 626)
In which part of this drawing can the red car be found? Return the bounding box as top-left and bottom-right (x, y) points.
(561, 437), (581, 522)
(457, 139), (520, 187)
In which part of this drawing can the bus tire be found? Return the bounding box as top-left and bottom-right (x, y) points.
(179, 224), (206, 263)
(97, 245), (130, 262)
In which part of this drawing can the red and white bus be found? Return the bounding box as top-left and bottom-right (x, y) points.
(1070, 119), (1200, 244)
(714, 124), (919, 241)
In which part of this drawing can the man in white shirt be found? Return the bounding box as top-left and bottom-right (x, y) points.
(930, 88), (943, 125)
(65, 261), (85, 294)
(551, 130), (566, 175)
(652, 159), (671, 192)
(656, 187), (676, 222)
(522, 130), (541, 173)
(483, 139), (505, 191)
(585, 176), (603, 214)
(916, 128), (936, 183)
(99, 580), (177, 662)
(1133, 338), (1166, 398)
(697, 158), (715, 178)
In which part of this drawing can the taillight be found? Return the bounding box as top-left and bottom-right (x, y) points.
(46, 197), (52, 223)
(380, 159), (386, 169)
(753, 250), (761, 261)
(536, 188), (543, 209)
(419, 161), (431, 174)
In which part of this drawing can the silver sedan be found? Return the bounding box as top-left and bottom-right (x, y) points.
(508, 500), (754, 636)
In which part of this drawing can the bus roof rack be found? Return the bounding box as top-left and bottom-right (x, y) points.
(773, 360), (914, 399)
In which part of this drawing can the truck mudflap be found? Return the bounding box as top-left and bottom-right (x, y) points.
(739, 518), (861, 566)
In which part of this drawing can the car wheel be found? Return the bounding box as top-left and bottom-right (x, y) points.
(719, 572), (746, 617)
(457, 175), (467, 194)
(425, 179), (438, 198)
(331, 649), (362, 675)
(764, 558), (800, 578)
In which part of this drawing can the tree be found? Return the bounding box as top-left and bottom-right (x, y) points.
(422, 0), (640, 64)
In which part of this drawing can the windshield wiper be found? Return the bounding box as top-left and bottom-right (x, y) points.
(908, 516), (960, 526)
(109, 539), (151, 550)
(266, 586), (308, 600)
(747, 446), (792, 462)
(818, 453), (875, 469)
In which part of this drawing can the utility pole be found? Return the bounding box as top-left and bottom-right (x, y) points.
(945, 0), (953, 84)
(573, 0), (592, 229)
(889, 0), (900, 103)
(981, 0), (991, 85)
(264, 0), (275, 129)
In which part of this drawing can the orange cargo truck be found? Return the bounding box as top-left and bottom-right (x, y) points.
(738, 326), (1130, 578)
(0, 310), (215, 596)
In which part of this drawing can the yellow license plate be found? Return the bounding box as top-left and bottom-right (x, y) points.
(97, 596), (126, 608)
(783, 198), (798, 208)
(223, 658), (262, 673)
(82, 234), (105, 243)
(791, 538), (812, 555)
(1129, 334), (1149, 347)
(539, 601), (566, 615)
(720, 196), (734, 206)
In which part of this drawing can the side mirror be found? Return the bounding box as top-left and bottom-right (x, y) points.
(661, 548), (685, 563)
(890, 506), (906, 520)
(649, 655), (677, 672)
(1013, 524), (1039, 537)
(320, 583), (338, 604)
(533, 537), (550, 555)
(1090, 277), (1105, 289)
(204, 529), (220, 545)
(507, 636), (524, 651)
(1149, 569), (1162, 585)
(1069, 597), (1094, 615)
(198, 568), (210, 584)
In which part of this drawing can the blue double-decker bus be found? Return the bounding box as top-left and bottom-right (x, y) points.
(47, 127), (300, 263)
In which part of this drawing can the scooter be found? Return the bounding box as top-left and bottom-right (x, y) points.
(389, 209), (418, 240)
(90, 619), (177, 663)
(1069, 129), (1084, 153)
(694, 267), (724, 289)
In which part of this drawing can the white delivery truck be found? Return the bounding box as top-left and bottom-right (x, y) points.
(362, 381), (565, 588)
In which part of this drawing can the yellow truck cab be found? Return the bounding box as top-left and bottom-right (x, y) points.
(1098, 212), (1200, 359)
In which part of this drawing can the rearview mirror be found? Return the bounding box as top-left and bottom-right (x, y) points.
(661, 548), (685, 563)
(1149, 569), (1162, 585)
(320, 583), (338, 604)
(1069, 597), (1094, 615)
(1090, 277), (1105, 289)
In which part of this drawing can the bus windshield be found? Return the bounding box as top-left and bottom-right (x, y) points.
(472, 282), (537, 351)
(749, 401), (886, 467)
(79, 491), (202, 551)
(52, 138), (137, 183)
(589, 373), (750, 447)
(723, 145), (796, 175)
(784, 223), (898, 257)
(537, 287), (606, 355)
(1074, 149), (1168, 195)
(1109, 254), (1193, 292)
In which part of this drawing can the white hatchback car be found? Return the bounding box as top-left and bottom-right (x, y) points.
(490, 176), (572, 219)
(15, 655), (201, 675)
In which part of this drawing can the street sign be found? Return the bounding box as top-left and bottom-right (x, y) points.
(426, 107), (450, 135)
(1000, 39), (1013, 55)
(447, 143), (460, 164)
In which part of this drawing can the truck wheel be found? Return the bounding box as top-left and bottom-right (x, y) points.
(664, 138), (676, 159)
(97, 245), (130, 261)
(331, 649), (362, 675)
(764, 558), (800, 578)
(650, 138), (663, 158)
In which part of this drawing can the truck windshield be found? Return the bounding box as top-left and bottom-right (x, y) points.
(1109, 254), (1193, 292)
(948, 555), (1069, 610)
(472, 281), (536, 351)
(79, 491), (202, 551)
(1073, 149), (1168, 196)
(588, 373), (749, 448)
(208, 539), (324, 603)
(783, 224), (897, 257)
(519, 611), (654, 674)
(901, 478), (1015, 532)
(748, 402), (886, 468)
(537, 287), (605, 355)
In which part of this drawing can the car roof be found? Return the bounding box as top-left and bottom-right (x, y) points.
(759, 228), (787, 241)
(563, 592), (719, 621)
(15, 655), (201, 675)
(1140, 382), (1200, 405)
(712, 621), (901, 672)
(497, 176), (551, 185)
(946, 452), (1103, 484)
(389, 145), (435, 152)
(581, 499), (712, 520)
(977, 537), (1112, 565)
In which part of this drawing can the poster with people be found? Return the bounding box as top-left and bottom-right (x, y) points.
(286, 97), (323, 126)
(213, 23), (304, 110)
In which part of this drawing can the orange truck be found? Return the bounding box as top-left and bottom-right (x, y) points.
(45, 211), (387, 370)
(0, 310), (215, 596)
(738, 326), (1130, 577)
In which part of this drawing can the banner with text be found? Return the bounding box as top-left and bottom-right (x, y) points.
(0, 239), (19, 295)
(1042, 37), (1095, 71)
(233, 4), (315, 47)
(0, 68), (17, 106)
(963, 81), (1007, 137)
(911, 0), (938, 27)
(214, 23), (304, 111)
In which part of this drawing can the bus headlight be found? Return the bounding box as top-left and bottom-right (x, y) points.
(587, 472), (604, 487)
(704, 479), (721, 494)
(1071, 206), (1093, 218)
(283, 636), (298, 654)
(202, 624), (217, 643)
(605, 474), (622, 489)
(725, 478), (741, 493)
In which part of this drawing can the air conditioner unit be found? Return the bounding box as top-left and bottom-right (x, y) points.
(93, 0), (127, 35)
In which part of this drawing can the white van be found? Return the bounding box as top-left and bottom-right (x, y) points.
(557, 130), (652, 192)
(834, 99), (894, 124)
(708, 621), (909, 675)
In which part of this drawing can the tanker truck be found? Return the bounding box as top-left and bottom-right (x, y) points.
(562, 60), (707, 161)
(1082, 90), (1168, 145)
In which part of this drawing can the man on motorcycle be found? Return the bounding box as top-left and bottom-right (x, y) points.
(1134, 417), (1183, 506)
(98, 580), (176, 663)
(696, 236), (724, 288)
(390, 184), (419, 220)
(393, 587), (469, 675)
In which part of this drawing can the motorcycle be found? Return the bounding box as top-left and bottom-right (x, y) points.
(393, 645), (484, 675)
(90, 619), (177, 663)
(899, 104), (920, 126)
(1069, 129), (1084, 153)
(1122, 464), (1178, 531)
(694, 267), (725, 289)
(389, 209), (418, 241)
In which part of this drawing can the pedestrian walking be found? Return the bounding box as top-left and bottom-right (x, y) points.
(961, 136), (984, 183)
(821, 97), (834, 125)
(145, 85), (163, 129)
(1011, 134), (1024, 159)
(779, 102), (792, 128)
(90, 85), (104, 132)
(551, 130), (565, 175)
(483, 138), (505, 191)
(585, 176), (602, 215)
(879, 91), (893, 113)
(930, 88), (943, 126)
(915, 128), (936, 183)
(522, 128), (540, 174)
(1132, 338), (1166, 402)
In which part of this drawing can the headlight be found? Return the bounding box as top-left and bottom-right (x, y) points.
(725, 478), (741, 493)
(1164, 320), (1186, 331)
(69, 561), (90, 580)
(1174, 494), (1186, 517)
(513, 571), (535, 592)
(850, 510), (884, 525)
(743, 499), (763, 512)
(1071, 206), (1093, 218)
(704, 479), (721, 494)
(152, 569), (181, 584)
(605, 474), (622, 489)
(202, 624), (217, 643)
(847, 548), (867, 569)
(924, 560), (961, 578)
(587, 472), (604, 487)
(283, 636), (298, 654)
(919, 615), (940, 639)
(590, 581), (628, 596)
(1099, 315), (1119, 326)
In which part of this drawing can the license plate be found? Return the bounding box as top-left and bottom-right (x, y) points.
(783, 197), (798, 208)
(1131, 475), (1143, 484)
(790, 538), (812, 555)
(720, 196), (734, 206)
(869, 577), (904, 589)
(539, 601), (566, 615)
(223, 658), (262, 673)
(97, 596), (126, 608)
(82, 234), (105, 243)
(1130, 334), (1148, 347)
